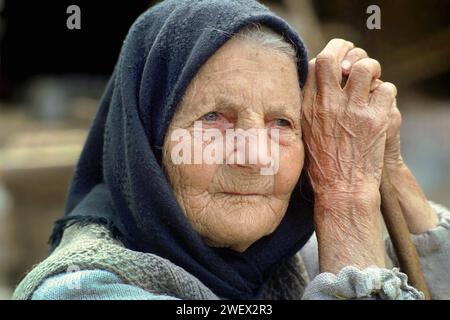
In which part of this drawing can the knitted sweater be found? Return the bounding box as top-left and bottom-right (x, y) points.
(13, 223), (309, 300)
(13, 202), (450, 300)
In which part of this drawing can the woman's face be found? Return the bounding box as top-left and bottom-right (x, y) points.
(163, 37), (304, 252)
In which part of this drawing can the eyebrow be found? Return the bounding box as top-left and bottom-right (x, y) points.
(214, 95), (242, 110)
(214, 96), (299, 118)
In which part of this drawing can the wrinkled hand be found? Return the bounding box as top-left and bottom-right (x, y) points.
(303, 39), (438, 275)
(301, 39), (398, 273)
(301, 39), (397, 195)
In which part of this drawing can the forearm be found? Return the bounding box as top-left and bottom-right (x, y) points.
(314, 185), (386, 274)
(386, 163), (438, 234)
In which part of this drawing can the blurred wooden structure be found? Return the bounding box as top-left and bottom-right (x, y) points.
(0, 108), (87, 296)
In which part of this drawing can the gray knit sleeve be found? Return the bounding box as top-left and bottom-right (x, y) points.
(298, 236), (422, 299)
(31, 269), (178, 300)
(302, 266), (423, 300)
(302, 201), (450, 300)
(385, 201), (450, 300)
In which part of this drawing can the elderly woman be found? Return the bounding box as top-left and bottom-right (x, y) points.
(14, 0), (449, 300)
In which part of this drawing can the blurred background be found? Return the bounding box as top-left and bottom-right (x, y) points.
(0, 0), (449, 299)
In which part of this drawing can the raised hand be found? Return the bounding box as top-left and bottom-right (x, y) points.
(302, 39), (397, 195)
(301, 39), (398, 273)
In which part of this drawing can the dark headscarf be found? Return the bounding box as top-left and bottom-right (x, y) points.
(50, 0), (314, 299)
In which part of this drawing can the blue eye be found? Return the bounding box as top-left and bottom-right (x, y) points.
(201, 112), (219, 122)
(274, 118), (291, 127)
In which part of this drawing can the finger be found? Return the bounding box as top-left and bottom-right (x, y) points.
(345, 58), (381, 105)
(304, 58), (317, 94)
(322, 38), (355, 66)
(302, 58), (317, 125)
(369, 82), (397, 115)
(316, 39), (354, 94)
(370, 79), (383, 92)
(341, 48), (368, 76)
(387, 102), (401, 138)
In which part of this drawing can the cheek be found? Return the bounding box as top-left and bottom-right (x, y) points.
(166, 137), (219, 191)
(178, 163), (218, 192)
(274, 139), (304, 196)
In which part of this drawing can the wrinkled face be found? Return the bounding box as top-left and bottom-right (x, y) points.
(162, 37), (304, 252)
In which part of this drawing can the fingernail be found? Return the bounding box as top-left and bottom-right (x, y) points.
(341, 60), (351, 70)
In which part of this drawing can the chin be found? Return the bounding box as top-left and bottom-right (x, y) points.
(200, 214), (282, 253)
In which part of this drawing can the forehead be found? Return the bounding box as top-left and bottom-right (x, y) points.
(198, 37), (299, 88)
(179, 37), (301, 114)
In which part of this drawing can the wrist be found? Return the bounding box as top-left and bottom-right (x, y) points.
(314, 188), (382, 236)
(313, 181), (381, 215)
(313, 187), (385, 274)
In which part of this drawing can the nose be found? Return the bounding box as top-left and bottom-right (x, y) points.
(226, 113), (278, 173)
